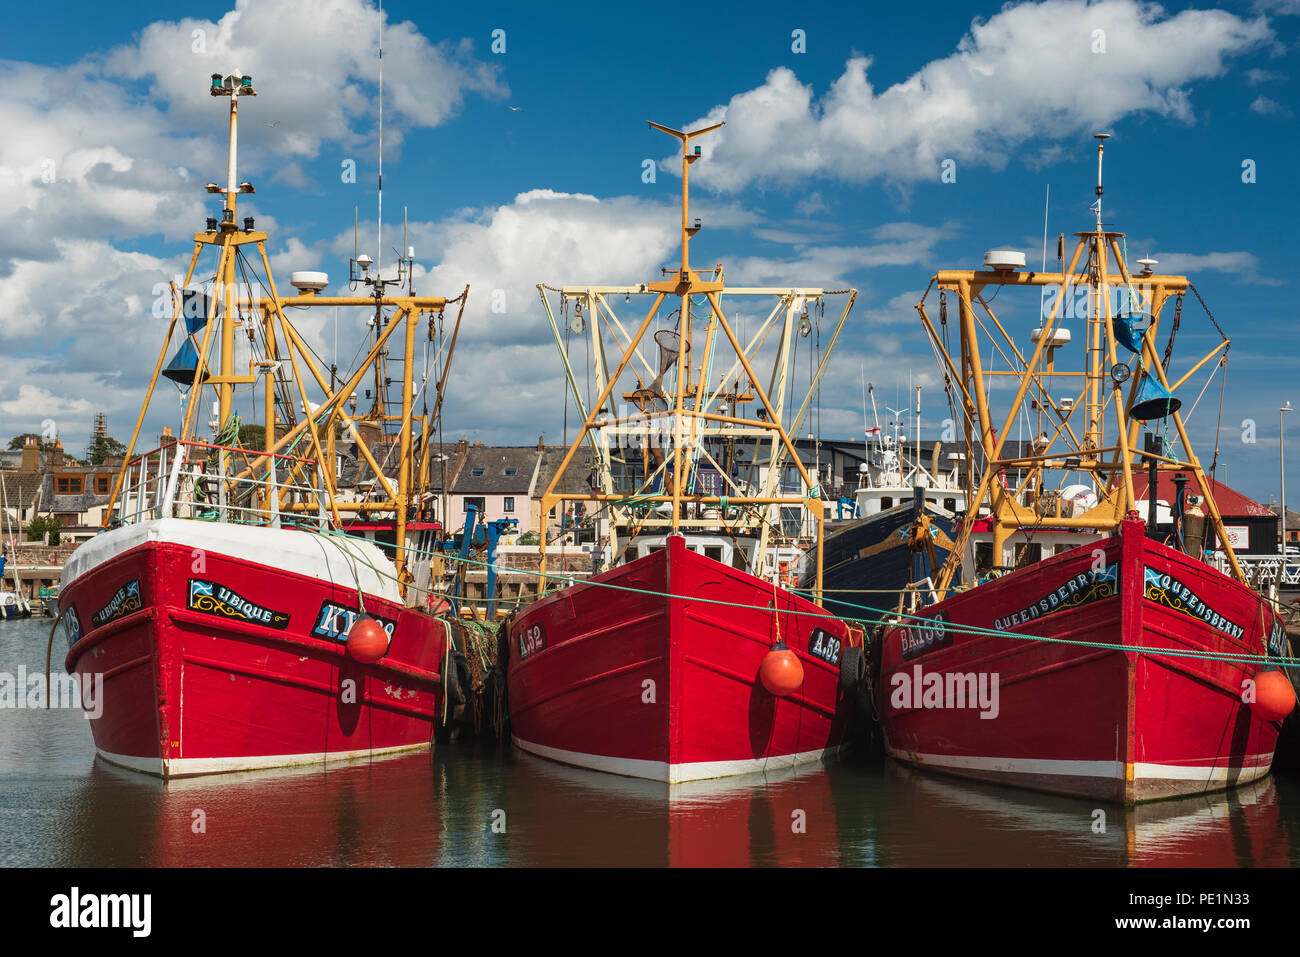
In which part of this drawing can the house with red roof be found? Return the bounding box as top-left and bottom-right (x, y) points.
(1131, 472), (1278, 554)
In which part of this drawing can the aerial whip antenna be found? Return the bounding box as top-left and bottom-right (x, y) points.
(377, 2), (384, 275)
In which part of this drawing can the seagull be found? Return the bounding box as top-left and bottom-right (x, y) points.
(507, 107), (522, 112)
(265, 120), (281, 128)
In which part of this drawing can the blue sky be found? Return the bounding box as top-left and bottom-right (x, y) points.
(1, 0), (1297, 508)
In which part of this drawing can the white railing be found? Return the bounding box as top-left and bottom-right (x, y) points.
(1210, 552), (1300, 588)
(113, 440), (333, 531)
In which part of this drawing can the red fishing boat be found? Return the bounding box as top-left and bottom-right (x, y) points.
(510, 534), (857, 782)
(57, 71), (467, 777)
(872, 134), (1293, 803)
(508, 120), (861, 782)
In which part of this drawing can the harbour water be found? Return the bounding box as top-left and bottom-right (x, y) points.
(3, 616), (1296, 868)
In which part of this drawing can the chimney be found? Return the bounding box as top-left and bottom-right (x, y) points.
(51, 439), (64, 468)
(161, 426), (174, 444)
(537, 434), (545, 451)
(20, 435), (39, 472)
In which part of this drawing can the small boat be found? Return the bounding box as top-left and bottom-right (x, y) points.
(37, 585), (60, 617)
(0, 590), (31, 620)
(1, 479), (32, 619)
(872, 134), (1293, 803)
(508, 119), (863, 783)
(56, 70), (469, 777)
(802, 395), (967, 619)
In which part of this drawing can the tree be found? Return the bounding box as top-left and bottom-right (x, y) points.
(8, 434), (53, 451)
(26, 515), (60, 546)
(88, 435), (127, 465)
(238, 424), (266, 449)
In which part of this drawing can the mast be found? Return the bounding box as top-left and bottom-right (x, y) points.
(100, 71), (468, 604)
(912, 134), (1243, 595)
(534, 120), (857, 599)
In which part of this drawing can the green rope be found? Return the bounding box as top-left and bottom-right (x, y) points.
(215, 412), (242, 447)
(304, 525), (1296, 672)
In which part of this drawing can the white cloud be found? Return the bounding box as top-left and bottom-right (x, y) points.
(1245, 67), (1283, 84)
(0, 384), (95, 421)
(795, 192), (828, 216)
(0, 0), (503, 271)
(1154, 250), (1285, 285)
(863, 290), (927, 326)
(1249, 95), (1291, 115)
(103, 0), (506, 160)
(0, 0), (506, 454)
(670, 0), (1272, 191)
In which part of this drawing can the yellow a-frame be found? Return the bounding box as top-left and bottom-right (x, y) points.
(918, 136), (1242, 596)
(535, 121), (858, 599)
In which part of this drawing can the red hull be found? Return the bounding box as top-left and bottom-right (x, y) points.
(876, 519), (1283, 802)
(507, 535), (855, 783)
(60, 525), (447, 778)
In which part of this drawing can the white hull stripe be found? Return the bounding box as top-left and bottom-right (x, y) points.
(96, 741), (430, 779)
(513, 735), (840, 784)
(887, 746), (1274, 783)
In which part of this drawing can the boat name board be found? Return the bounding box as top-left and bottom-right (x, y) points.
(991, 563), (1118, 632)
(518, 622), (546, 660)
(91, 580), (141, 628)
(311, 600), (396, 644)
(808, 628), (842, 665)
(1143, 568), (1244, 640)
(901, 612), (951, 660)
(187, 579), (290, 630)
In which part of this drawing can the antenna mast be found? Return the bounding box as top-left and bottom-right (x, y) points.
(1093, 133), (1109, 229)
(377, 2), (384, 276)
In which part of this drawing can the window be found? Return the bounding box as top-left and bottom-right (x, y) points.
(96, 476), (111, 494)
(1014, 543), (1042, 567)
(503, 496), (515, 513)
(55, 476), (83, 495)
(880, 496), (893, 509)
(944, 498), (957, 512)
(470, 467), (485, 477)
(464, 496), (485, 515)
(503, 467), (517, 477)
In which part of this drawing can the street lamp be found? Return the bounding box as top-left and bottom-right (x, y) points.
(1282, 401), (1293, 557)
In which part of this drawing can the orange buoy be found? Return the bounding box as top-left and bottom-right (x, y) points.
(1250, 670), (1296, 723)
(346, 616), (389, 664)
(760, 641), (804, 696)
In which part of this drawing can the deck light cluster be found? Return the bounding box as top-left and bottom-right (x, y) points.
(210, 73), (256, 96)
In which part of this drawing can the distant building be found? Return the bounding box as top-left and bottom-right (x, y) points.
(1133, 473), (1277, 553)
(1270, 505), (1300, 547)
(449, 443), (543, 530)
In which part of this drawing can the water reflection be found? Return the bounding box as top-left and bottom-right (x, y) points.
(877, 762), (1290, 867)
(1, 617), (1295, 867)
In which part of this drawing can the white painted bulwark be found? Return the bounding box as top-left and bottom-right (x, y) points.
(61, 518), (401, 602)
